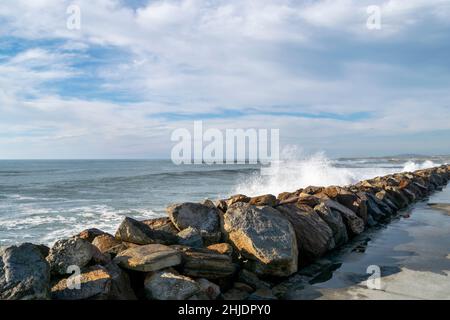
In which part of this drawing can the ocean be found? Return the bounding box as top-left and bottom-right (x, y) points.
(1, 154), (449, 246)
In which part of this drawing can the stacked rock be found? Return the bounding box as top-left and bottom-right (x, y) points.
(1, 165), (449, 300)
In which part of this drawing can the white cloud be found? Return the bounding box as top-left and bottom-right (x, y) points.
(0, 0), (450, 158)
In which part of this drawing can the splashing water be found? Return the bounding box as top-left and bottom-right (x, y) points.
(233, 147), (442, 197)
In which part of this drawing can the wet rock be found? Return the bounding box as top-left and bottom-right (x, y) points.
(196, 278), (221, 300)
(223, 202), (298, 277)
(177, 227), (203, 248)
(223, 288), (249, 300)
(248, 288), (277, 300)
(277, 204), (334, 264)
(207, 243), (233, 256)
(46, 238), (97, 275)
(167, 203), (221, 240)
(172, 246), (236, 279)
(237, 269), (271, 290)
(141, 217), (179, 235)
(233, 282), (254, 293)
(324, 199), (365, 236)
(303, 186), (324, 195)
(314, 202), (348, 247)
(51, 265), (112, 300)
(248, 194), (278, 206)
(77, 228), (107, 243)
(214, 199), (228, 213)
(384, 187), (410, 209)
(297, 193), (321, 207)
(144, 270), (200, 300)
(115, 217), (179, 245)
(114, 244), (182, 272)
(0, 243), (50, 300)
(375, 190), (399, 211)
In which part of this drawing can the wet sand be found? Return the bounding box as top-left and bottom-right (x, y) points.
(274, 186), (450, 300)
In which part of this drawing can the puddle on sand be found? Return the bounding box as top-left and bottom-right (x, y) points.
(275, 186), (450, 300)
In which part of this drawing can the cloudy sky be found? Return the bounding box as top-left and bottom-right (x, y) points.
(1, 0), (450, 159)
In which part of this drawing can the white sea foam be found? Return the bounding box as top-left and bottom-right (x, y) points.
(233, 147), (441, 197)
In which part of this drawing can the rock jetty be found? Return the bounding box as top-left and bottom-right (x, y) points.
(1, 165), (449, 300)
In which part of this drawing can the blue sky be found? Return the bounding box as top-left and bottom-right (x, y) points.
(0, 0), (450, 159)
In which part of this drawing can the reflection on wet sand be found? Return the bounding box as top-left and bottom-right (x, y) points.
(274, 187), (450, 300)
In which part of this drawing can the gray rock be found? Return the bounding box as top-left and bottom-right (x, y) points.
(144, 270), (200, 300)
(167, 202), (221, 235)
(0, 243), (50, 300)
(237, 269), (271, 290)
(172, 245), (236, 279)
(177, 227), (204, 248)
(276, 204), (335, 264)
(114, 244), (181, 272)
(196, 278), (221, 300)
(46, 238), (96, 275)
(115, 217), (179, 245)
(223, 202), (298, 277)
(248, 288), (277, 300)
(323, 199), (365, 236)
(314, 202), (348, 247)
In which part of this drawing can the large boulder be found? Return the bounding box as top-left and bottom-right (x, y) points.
(223, 202), (298, 277)
(115, 217), (179, 245)
(248, 194), (278, 206)
(172, 246), (236, 279)
(0, 243), (50, 300)
(144, 270), (200, 300)
(313, 202), (348, 247)
(167, 203), (221, 244)
(92, 234), (122, 254)
(51, 265), (112, 300)
(276, 204), (334, 264)
(196, 278), (221, 300)
(114, 244), (181, 272)
(77, 228), (107, 242)
(141, 217), (179, 235)
(323, 199), (365, 236)
(46, 238), (97, 275)
(384, 187), (410, 208)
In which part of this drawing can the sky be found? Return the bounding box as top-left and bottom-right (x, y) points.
(0, 0), (450, 159)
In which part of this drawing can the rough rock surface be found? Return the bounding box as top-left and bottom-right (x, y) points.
(276, 204), (334, 264)
(115, 217), (179, 245)
(0, 243), (50, 300)
(92, 234), (122, 254)
(314, 203), (348, 247)
(114, 244), (182, 272)
(223, 202), (298, 277)
(46, 238), (96, 275)
(323, 199), (365, 236)
(167, 202), (220, 232)
(172, 245), (236, 279)
(51, 265), (112, 300)
(177, 227), (204, 248)
(144, 271), (200, 300)
(142, 217), (179, 235)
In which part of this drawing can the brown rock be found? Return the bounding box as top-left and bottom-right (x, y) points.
(207, 243), (233, 256)
(324, 199), (365, 236)
(92, 234), (121, 254)
(313, 203), (348, 247)
(223, 203), (298, 277)
(172, 246), (236, 279)
(276, 204), (334, 264)
(77, 228), (107, 243)
(114, 244), (181, 272)
(144, 270), (200, 300)
(141, 217), (179, 235)
(248, 194), (278, 206)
